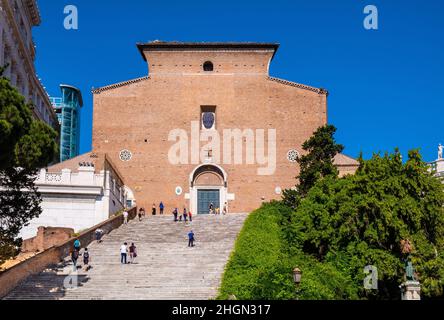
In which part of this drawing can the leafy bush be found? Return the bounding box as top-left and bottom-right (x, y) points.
(218, 202), (359, 300)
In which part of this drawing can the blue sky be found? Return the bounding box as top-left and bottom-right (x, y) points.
(34, 0), (444, 162)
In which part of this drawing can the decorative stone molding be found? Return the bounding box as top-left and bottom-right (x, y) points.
(92, 76), (150, 94)
(401, 281), (421, 300)
(267, 76), (329, 96)
(287, 149), (300, 163)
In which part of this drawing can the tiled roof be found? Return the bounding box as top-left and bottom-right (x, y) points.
(267, 77), (328, 95)
(333, 153), (360, 166)
(92, 76), (150, 94)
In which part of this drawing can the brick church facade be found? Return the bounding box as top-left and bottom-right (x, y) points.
(90, 42), (358, 214)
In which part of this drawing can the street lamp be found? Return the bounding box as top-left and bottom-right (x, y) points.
(293, 267), (302, 285)
(293, 267), (302, 300)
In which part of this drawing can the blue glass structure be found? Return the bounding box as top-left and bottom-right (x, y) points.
(50, 85), (83, 162)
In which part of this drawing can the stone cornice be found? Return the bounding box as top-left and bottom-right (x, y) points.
(92, 76), (150, 94)
(36, 185), (104, 196)
(267, 76), (329, 96)
(137, 42), (280, 61)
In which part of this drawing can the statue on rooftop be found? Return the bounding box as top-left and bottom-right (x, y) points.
(438, 143), (443, 160)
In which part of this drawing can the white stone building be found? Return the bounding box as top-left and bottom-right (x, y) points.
(430, 144), (444, 180)
(0, 0), (58, 130)
(19, 153), (135, 240)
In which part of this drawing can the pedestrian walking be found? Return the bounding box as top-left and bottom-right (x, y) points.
(140, 207), (146, 217)
(83, 248), (91, 271)
(209, 202), (214, 214)
(188, 230), (195, 247)
(138, 209), (143, 221)
(173, 208), (178, 222)
(120, 242), (128, 264)
(223, 202), (228, 215)
(183, 207), (188, 222)
(123, 210), (129, 224)
(152, 203), (157, 216)
(129, 243), (137, 264)
(74, 238), (81, 251)
(71, 249), (79, 271)
(215, 207), (220, 215)
(159, 202), (164, 215)
(188, 211), (193, 222)
(95, 228), (103, 243)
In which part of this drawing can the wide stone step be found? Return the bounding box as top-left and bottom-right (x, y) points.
(4, 214), (247, 300)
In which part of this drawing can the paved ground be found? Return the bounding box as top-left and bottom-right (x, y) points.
(4, 214), (247, 300)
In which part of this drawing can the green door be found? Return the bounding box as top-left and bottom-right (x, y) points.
(197, 189), (220, 214)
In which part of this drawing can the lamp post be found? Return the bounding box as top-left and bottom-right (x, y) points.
(293, 267), (302, 299)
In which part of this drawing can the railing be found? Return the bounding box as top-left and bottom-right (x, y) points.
(38, 169), (104, 187)
(50, 97), (62, 107)
(45, 173), (62, 183)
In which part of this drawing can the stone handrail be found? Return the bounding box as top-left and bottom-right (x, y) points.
(0, 207), (138, 299)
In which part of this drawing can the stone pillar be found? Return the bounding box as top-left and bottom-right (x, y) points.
(36, 168), (46, 183)
(61, 169), (72, 184)
(78, 166), (95, 185)
(401, 281), (421, 300)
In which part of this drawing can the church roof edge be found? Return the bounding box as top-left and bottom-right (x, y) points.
(136, 41), (280, 61)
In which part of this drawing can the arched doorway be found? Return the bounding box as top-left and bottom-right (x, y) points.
(189, 164), (227, 215)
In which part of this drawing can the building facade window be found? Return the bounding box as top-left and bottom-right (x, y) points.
(203, 61), (214, 72)
(201, 106), (216, 130)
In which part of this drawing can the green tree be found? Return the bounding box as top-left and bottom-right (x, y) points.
(282, 124), (344, 207)
(289, 149), (444, 299)
(0, 67), (58, 266)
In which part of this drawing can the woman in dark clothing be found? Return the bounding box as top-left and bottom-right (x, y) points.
(83, 248), (91, 271)
(129, 243), (137, 264)
(71, 249), (79, 271)
(173, 208), (178, 221)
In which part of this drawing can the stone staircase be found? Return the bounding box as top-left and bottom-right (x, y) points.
(3, 214), (247, 300)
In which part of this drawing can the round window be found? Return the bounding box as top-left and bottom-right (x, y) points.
(287, 149), (300, 163)
(119, 149), (133, 162)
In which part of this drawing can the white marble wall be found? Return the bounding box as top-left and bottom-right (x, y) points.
(19, 166), (127, 240)
(435, 159), (444, 178)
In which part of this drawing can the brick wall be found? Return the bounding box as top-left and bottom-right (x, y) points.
(92, 48), (328, 213)
(22, 227), (74, 253)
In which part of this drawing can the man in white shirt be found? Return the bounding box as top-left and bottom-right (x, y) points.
(123, 210), (129, 225)
(120, 242), (128, 264)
